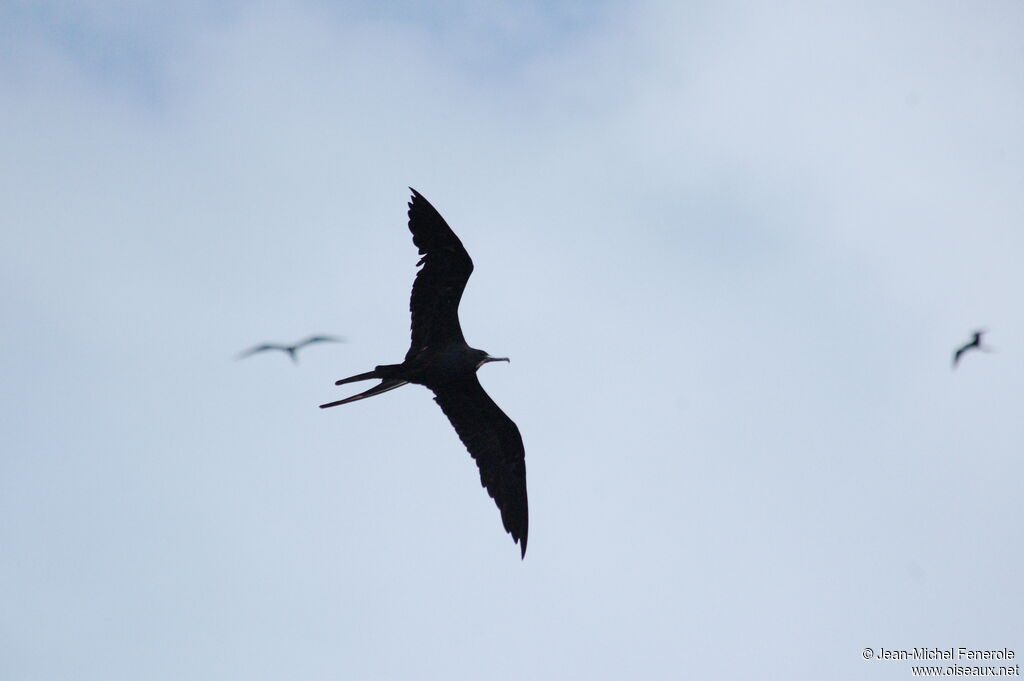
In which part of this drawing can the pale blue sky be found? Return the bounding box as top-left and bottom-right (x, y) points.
(2, 2), (1022, 679)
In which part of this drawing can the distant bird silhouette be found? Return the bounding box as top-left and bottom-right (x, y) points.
(319, 189), (528, 558)
(952, 329), (991, 368)
(237, 335), (344, 363)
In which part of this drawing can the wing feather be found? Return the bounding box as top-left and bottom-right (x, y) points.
(431, 377), (529, 557)
(236, 344), (285, 359)
(406, 189), (473, 360)
(295, 335), (344, 349)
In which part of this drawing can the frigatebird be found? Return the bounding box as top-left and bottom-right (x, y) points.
(319, 189), (528, 557)
(237, 335), (344, 363)
(953, 329), (990, 368)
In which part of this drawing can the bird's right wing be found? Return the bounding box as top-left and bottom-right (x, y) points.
(430, 376), (529, 557)
(405, 189), (474, 360)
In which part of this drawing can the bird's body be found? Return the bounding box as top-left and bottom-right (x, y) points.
(237, 335), (344, 363)
(320, 189), (528, 557)
(953, 329), (990, 368)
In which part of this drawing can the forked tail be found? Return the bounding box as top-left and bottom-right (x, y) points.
(319, 368), (408, 408)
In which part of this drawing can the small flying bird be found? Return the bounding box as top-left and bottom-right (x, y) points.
(952, 329), (991, 368)
(237, 335), (345, 363)
(320, 189), (528, 558)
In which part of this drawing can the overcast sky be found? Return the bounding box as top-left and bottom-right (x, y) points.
(2, 1), (1022, 679)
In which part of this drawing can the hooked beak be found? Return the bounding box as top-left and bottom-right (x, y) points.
(477, 355), (510, 369)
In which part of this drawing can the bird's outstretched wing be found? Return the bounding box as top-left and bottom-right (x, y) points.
(952, 330), (985, 368)
(405, 188), (474, 360)
(295, 335), (345, 349)
(236, 344), (286, 359)
(431, 376), (529, 557)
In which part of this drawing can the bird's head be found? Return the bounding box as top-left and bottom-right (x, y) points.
(475, 350), (510, 370)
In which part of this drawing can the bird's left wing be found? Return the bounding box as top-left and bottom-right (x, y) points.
(236, 344), (283, 359)
(296, 335), (345, 348)
(430, 376), (529, 557)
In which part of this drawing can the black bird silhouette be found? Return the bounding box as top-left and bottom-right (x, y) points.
(319, 189), (528, 557)
(237, 335), (344, 363)
(952, 329), (990, 368)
